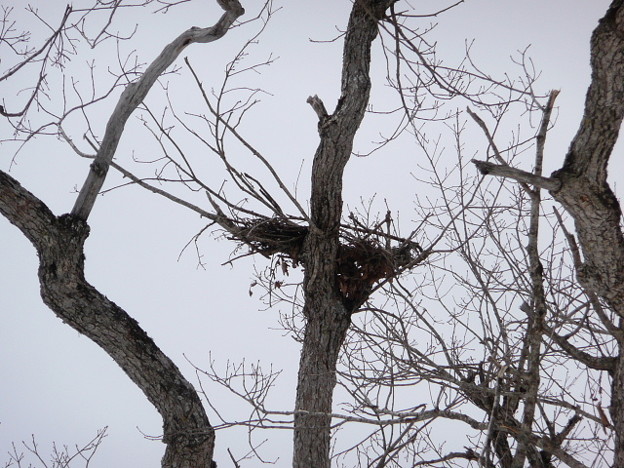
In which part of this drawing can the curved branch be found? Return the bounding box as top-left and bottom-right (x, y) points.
(559, 0), (624, 183)
(71, 0), (244, 220)
(544, 324), (617, 373)
(0, 168), (216, 466)
(548, 0), (624, 316)
(0, 170), (57, 250)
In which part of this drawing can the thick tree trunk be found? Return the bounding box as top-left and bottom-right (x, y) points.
(549, 3), (624, 464)
(613, 352), (624, 467)
(0, 171), (215, 467)
(293, 1), (395, 467)
(550, 0), (624, 313)
(0, 4), (245, 466)
(293, 303), (351, 467)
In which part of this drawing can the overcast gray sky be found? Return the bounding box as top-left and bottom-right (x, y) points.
(0, 1), (615, 466)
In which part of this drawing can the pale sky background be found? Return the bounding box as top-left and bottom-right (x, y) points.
(0, 1), (616, 467)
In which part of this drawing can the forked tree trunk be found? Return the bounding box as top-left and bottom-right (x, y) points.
(0, 3), (244, 467)
(293, 1), (395, 467)
(550, 3), (624, 463)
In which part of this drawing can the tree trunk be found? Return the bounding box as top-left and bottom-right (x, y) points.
(293, 1), (395, 467)
(612, 352), (624, 467)
(0, 4), (246, 466)
(549, 2), (624, 464)
(0, 171), (215, 467)
(293, 302), (351, 468)
(471, 2), (624, 465)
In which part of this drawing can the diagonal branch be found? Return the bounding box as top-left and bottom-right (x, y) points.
(472, 159), (561, 191)
(548, 0), (624, 317)
(542, 323), (617, 372)
(0, 170), (57, 251)
(0, 168), (216, 466)
(559, 0), (624, 183)
(71, 0), (244, 220)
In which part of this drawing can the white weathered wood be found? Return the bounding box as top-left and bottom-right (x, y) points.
(71, 1), (244, 220)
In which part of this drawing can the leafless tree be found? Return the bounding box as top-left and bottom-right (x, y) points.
(324, 88), (614, 467)
(4, 429), (107, 468)
(1, 1), (623, 467)
(467, 2), (624, 465)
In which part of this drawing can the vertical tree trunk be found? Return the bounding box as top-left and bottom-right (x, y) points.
(293, 302), (351, 468)
(293, 1), (395, 466)
(613, 354), (624, 467)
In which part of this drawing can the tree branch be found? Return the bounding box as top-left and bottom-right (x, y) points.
(543, 323), (617, 373)
(472, 159), (561, 191)
(71, 0), (244, 221)
(0, 170), (57, 251)
(559, 0), (624, 183)
(0, 168), (216, 466)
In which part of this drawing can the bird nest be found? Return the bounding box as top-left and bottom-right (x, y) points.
(336, 238), (416, 309)
(231, 217), (420, 309)
(232, 217), (308, 260)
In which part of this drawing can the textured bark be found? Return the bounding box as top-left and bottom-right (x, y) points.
(293, 1), (395, 467)
(0, 174), (214, 467)
(548, 3), (624, 465)
(473, 2), (624, 465)
(0, 4), (245, 467)
(550, 1), (624, 316)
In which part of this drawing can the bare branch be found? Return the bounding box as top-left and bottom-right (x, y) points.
(472, 159), (561, 191)
(71, 0), (245, 220)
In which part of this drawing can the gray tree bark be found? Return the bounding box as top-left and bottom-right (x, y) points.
(0, 2), (244, 466)
(474, 1), (624, 465)
(72, 1), (244, 221)
(0, 1), (406, 465)
(551, 3), (624, 464)
(0, 172), (215, 467)
(293, 1), (395, 467)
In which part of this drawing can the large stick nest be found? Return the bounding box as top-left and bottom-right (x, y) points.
(231, 217), (421, 309)
(232, 217), (308, 260)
